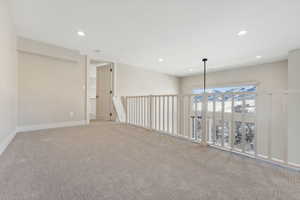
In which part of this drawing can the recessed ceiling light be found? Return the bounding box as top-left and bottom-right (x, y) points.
(77, 31), (86, 37)
(256, 55), (262, 59)
(237, 30), (248, 36)
(188, 68), (193, 72)
(158, 58), (164, 62)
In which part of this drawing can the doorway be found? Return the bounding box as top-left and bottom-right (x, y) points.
(87, 59), (115, 122)
(96, 64), (114, 120)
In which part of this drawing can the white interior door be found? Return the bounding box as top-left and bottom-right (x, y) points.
(96, 65), (114, 121)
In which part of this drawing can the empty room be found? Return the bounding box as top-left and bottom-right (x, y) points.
(1, 0), (300, 199)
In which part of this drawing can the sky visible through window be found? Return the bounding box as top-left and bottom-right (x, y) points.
(192, 85), (256, 94)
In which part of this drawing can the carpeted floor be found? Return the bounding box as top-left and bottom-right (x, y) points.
(0, 121), (299, 200)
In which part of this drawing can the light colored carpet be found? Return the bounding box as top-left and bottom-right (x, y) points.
(0, 121), (299, 200)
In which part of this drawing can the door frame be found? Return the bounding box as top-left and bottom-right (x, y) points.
(85, 57), (117, 124)
(95, 64), (114, 121)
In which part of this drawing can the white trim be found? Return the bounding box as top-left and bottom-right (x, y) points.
(17, 37), (81, 63)
(0, 130), (17, 155)
(16, 120), (87, 133)
(85, 56), (90, 123)
(86, 57), (117, 124)
(272, 158), (284, 163)
(17, 50), (79, 63)
(209, 145), (300, 171)
(288, 162), (300, 168)
(257, 154), (268, 159)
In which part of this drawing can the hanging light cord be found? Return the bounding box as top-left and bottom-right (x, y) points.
(202, 58), (208, 94)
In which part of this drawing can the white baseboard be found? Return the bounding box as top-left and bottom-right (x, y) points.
(0, 130), (16, 156)
(16, 120), (88, 133)
(209, 145), (300, 171)
(288, 162), (300, 168)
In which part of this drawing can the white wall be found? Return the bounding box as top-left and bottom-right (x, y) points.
(180, 61), (288, 94)
(17, 38), (86, 130)
(180, 61), (290, 164)
(115, 63), (179, 96)
(288, 49), (300, 166)
(0, 0), (18, 153)
(87, 62), (179, 120)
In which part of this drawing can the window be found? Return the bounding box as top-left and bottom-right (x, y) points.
(192, 85), (256, 94)
(192, 85), (257, 154)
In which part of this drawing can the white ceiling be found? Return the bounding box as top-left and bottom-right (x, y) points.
(11, 0), (300, 76)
